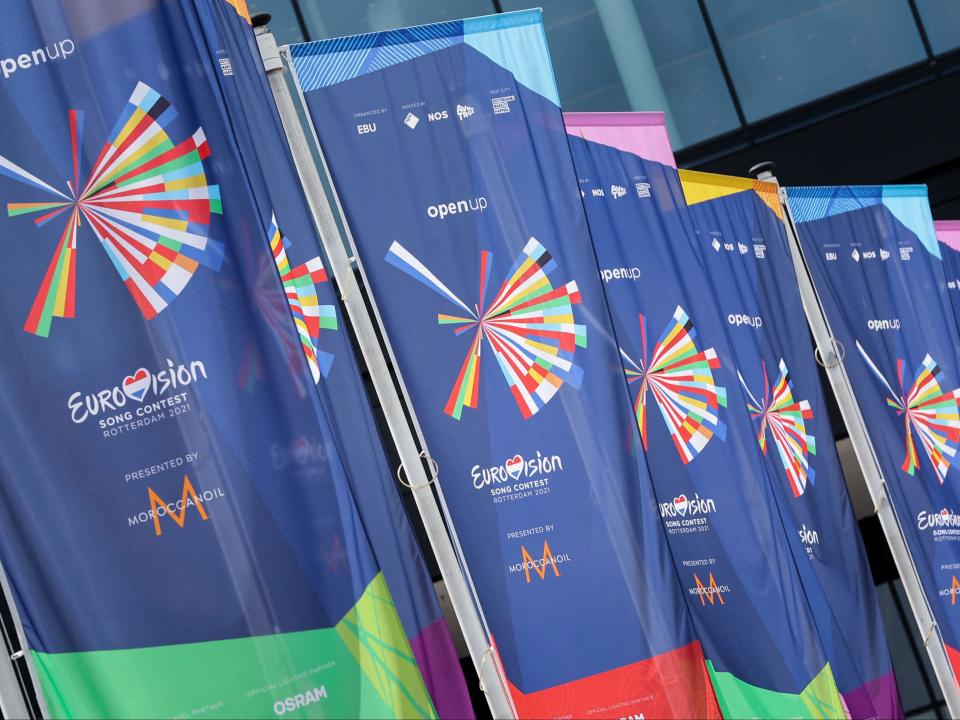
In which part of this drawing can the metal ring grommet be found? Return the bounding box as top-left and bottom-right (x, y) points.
(396, 452), (438, 490)
(814, 337), (845, 368)
(421, 452), (439, 482)
(834, 338), (846, 362)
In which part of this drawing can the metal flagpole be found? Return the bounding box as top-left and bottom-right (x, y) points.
(0, 660), (26, 719)
(254, 21), (516, 720)
(751, 162), (960, 717)
(0, 617), (29, 719)
(0, 559), (41, 719)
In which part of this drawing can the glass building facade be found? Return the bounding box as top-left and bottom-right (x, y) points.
(251, 0), (960, 150)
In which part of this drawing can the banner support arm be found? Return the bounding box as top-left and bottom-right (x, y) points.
(254, 24), (515, 720)
(757, 164), (960, 717)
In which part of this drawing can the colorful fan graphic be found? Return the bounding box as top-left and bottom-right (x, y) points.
(267, 215), (337, 383)
(858, 341), (960, 484)
(738, 359), (816, 497)
(385, 238), (586, 419)
(0, 82), (223, 337)
(620, 307), (727, 463)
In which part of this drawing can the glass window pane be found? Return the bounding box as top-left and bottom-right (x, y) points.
(630, 0), (741, 147)
(905, 708), (944, 719)
(875, 581), (936, 712)
(498, 1), (630, 112)
(298, 0), (496, 40)
(705, 0), (927, 121)
(248, 0), (305, 45)
(916, 0), (960, 54)
(502, 0), (739, 149)
(894, 580), (944, 704)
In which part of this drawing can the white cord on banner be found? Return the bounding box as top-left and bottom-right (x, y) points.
(924, 622), (937, 648)
(814, 337), (845, 368)
(478, 645), (495, 693)
(875, 479), (890, 513)
(396, 451), (438, 490)
(338, 257), (360, 303)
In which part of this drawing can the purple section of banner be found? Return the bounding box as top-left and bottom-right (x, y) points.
(563, 112), (676, 168)
(409, 618), (473, 718)
(843, 672), (901, 720)
(937, 220), (960, 250)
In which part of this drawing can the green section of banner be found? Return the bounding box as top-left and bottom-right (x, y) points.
(707, 660), (845, 719)
(32, 573), (435, 719)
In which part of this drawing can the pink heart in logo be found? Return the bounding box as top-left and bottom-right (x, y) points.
(673, 495), (689, 516)
(292, 437), (310, 465)
(505, 454), (524, 480)
(943, 508), (951, 518)
(122, 368), (151, 402)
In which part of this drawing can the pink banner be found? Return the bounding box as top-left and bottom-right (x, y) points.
(936, 220), (960, 251)
(563, 112), (677, 168)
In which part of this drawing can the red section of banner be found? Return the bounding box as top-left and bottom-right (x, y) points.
(946, 644), (960, 689)
(503, 640), (721, 719)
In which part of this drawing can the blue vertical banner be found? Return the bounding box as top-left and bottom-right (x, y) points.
(289, 12), (721, 719)
(0, 0), (440, 717)
(676, 169), (900, 718)
(568, 125), (861, 718)
(195, 6), (473, 716)
(789, 185), (960, 694)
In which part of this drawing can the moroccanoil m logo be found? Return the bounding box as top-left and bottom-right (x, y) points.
(690, 573), (730, 606)
(506, 540), (571, 583)
(128, 474), (225, 536)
